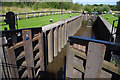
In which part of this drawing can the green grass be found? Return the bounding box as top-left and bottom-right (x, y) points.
(102, 14), (118, 27)
(1, 13), (79, 30)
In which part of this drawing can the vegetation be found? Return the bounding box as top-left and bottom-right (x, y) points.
(2, 1), (120, 14)
(1, 13), (78, 30)
(102, 14), (118, 27)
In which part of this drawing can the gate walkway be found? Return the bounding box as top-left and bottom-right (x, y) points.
(46, 20), (92, 79)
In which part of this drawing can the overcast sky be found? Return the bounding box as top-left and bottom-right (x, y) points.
(73, 0), (119, 5)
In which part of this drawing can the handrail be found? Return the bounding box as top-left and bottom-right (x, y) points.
(69, 36), (120, 52)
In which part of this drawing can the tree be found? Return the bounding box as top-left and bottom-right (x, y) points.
(116, 1), (120, 11)
(84, 5), (94, 14)
(102, 5), (110, 12)
(72, 3), (83, 11)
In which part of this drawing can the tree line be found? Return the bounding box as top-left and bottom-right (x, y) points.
(2, 2), (120, 13)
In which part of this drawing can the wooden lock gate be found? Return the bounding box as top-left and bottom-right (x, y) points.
(66, 36), (120, 79)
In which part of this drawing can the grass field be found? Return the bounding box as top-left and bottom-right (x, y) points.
(102, 14), (118, 27)
(1, 13), (79, 30)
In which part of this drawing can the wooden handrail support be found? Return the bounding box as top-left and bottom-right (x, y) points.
(71, 48), (120, 75)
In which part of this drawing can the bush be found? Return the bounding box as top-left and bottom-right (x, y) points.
(19, 2), (25, 8)
(32, 2), (38, 10)
(38, 2), (48, 9)
(102, 5), (110, 12)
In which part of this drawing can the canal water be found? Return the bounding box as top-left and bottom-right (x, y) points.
(44, 20), (92, 79)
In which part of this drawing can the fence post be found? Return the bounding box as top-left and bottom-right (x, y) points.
(45, 12), (46, 16)
(34, 12), (36, 17)
(39, 12), (41, 17)
(22, 30), (34, 78)
(52, 11), (53, 15)
(38, 32), (44, 71)
(54, 27), (58, 57)
(26, 13), (28, 19)
(17, 13), (19, 20)
(85, 42), (106, 78)
(48, 30), (54, 63)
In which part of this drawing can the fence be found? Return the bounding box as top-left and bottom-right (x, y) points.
(1, 14), (84, 79)
(0, 11), (80, 21)
(66, 36), (120, 79)
(1, 27), (44, 78)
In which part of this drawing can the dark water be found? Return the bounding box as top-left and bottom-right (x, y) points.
(45, 20), (92, 79)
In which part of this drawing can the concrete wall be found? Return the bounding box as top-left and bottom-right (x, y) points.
(42, 15), (83, 63)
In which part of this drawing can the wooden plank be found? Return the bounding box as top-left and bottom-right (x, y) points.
(16, 51), (25, 60)
(14, 41), (24, 49)
(73, 68), (82, 78)
(85, 42), (106, 78)
(22, 30), (34, 78)
(0, 38), (3, 79)
(100, 70), (112, 78)
(8, 47), (19, 78)
(74, 63), (85, 73)
(1, 37), (10, 78)
(71, 48), (86, 60)
(47, 30), (54, 63)
(38, 32), (44, 71)
(103, 60), (120, 75)
(32, 35), (40, 41)
(74, 56), (84, 73)
(66, 44), (75, 78)
(33, 43), (39, 51)
(71, 47), (120, 76)
(34, 52), (40, 60)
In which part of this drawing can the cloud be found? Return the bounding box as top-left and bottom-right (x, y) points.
(73, 0), (119, 3)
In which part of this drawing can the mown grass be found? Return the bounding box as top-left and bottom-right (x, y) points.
(102, 14), (118, 27)
(1, 13), (79, 30)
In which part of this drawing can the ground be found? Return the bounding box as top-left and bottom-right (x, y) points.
(102, 14), (118, 27)
(1, 13), (79, 30)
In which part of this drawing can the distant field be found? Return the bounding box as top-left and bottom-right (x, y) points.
(1, 13), (79, 30)
(102, 14), (118, 27)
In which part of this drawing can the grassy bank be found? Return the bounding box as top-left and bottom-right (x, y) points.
(102, 14), (118, 27)
(1, 13), (79, 30)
